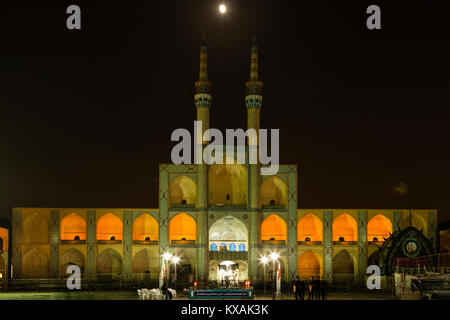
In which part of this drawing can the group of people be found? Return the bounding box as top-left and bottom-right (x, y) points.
(292, 276), (327, 300)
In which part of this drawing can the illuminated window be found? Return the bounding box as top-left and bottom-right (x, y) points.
(97, 213), (123, 240)
(238, 244), (246, 252)
(60, 213), (86, 241)
(169, 175), (197, 206)
(261, 214), (287, 241)
(229, 243), (236, 252)
(209, 159), (248, 205)
(367, 214), (392, 242)
(298, 214), (323, 242)
(169, 213), (196, 241)
(332, 213), (357, 242)
(133, 213), (158, 241)
(260, 176), (288, 206)
(210, 243), (218, 251)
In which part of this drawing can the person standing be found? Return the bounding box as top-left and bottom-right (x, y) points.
(321, 279), (327, 300)
(292, 276), (299, 300)
(308, 276), (314, 300)
(299, 278), (306, 300)
(314, 278), (321, 300)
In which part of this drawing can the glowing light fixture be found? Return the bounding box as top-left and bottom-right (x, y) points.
(260, 256), (269, 264)
(219, 4), (227, 14)
(172, 256), (180, 264)
(269, 252), (279, 261)
(163, 252), (172, 261)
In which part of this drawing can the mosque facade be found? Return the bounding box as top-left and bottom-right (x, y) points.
(8, 37), (438, 286)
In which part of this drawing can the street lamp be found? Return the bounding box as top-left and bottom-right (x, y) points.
(163, 252), (172, 285)
(171, 256), (180, 290)
(260, 256), (269, 296)
(269, 252), (279, 300)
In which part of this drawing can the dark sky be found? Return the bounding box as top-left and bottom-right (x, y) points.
(0, 1), (449, 222)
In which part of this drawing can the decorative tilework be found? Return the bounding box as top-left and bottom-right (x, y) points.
(323, 211), (332, 281)
(358, 211), (368, 281)
(50, 210), (60, 278)
(87, 210), (96, 279)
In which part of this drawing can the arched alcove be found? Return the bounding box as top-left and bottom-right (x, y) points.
(133, 214), (159, 241)
(298, 250), (321, 278)
(60, 248), (85, 277)
(22, 248), (49, 278)
(208, 158), (248, 205)
(60, 213), (86, 240)
(367, 214), (392, 242)
(297, 214), (323, 242)
(260, 176), (288, 206)
(332, 214), (358, 242)
(261, 214), (287, 242)
(169, 175), (197, 205)
(97, 248), (122, 278)
(209, 216), (248, 251)
(22, 213), (49, 243)
(333, 250), (355, 275)
(169, 213), (196, 243)
(132, 249), (158, 276)
(97, 213), (123, 241)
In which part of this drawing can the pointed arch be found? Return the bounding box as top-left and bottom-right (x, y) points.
(169, 175), (197, 205)
(132, 248), (158, 275)
(298, 250), (322, 278)
(60, 248), (85, 277)
(0, 227), (8, 251)
(97, 248), (122, 278)
(169, 213), (196, 242)
(261, 214), (287, 242)
(133, 213), (158, 241)
(260, 176), (288, 206)
(22, 212), (49, 243)
(22, 248), (49, 279)
(402, 213), (427, 236)
(333, 250), (355, 275)
(367, 214), (392, 242)
(96, 213), (123, 240)
(208, 157), (248, 205)
(332, 213), (358, 242)
(60, 213), (86, 240)
(297, 213), (323, 242)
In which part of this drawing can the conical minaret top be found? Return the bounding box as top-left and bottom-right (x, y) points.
(245, 36), (263, 98)
(195, 33), (212, 94)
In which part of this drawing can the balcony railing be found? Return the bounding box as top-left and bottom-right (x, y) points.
(262, 239), (286, 245)
(261, 204), (286, 210)
(209, 251), (248, 261)
(96, 240), (123, 244)
(133, 240), (159, 245)
(297, 241), (323, 245)
(61, 240), (86, 244)
(171, 239), (196, 245)
(208, 204), (247, 210)
(368, 241), (385, 246)
(333, 241), (358, 246)
(170, 203), (195, 209)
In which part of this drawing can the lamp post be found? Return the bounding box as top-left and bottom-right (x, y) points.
(260, 256), (269, 296)
(163, 252), (172, 286)
(269, 252), (279, 300)
(172, 256), (180, 290)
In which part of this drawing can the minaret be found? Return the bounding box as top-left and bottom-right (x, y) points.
(194, 34), (211, 286)
(245, 36), (263, 284)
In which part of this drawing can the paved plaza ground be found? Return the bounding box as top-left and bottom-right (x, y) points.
(0, 290), (397, 300)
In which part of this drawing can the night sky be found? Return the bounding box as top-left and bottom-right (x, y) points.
(0, 1), (449, 222)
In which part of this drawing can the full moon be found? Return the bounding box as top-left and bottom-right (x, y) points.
(219, 4), (227, 14)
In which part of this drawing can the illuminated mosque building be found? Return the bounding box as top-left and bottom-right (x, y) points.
(8, 37), (438, 286)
